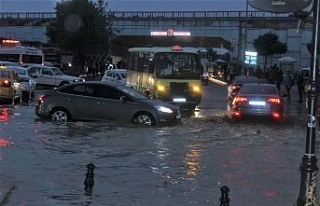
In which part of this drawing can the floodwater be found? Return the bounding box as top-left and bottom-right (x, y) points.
(0, 100), (318, 206)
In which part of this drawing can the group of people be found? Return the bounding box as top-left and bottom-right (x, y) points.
(263, 64), (305, 102)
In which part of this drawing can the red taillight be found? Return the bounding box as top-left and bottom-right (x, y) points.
(233, 96), (248, 104)
(38, 94), (51, 103)
(233, 111), (242, 117)
(268, 98), (281, 104)
(1, 79), (12, 87)
(272, 112), (281, 119)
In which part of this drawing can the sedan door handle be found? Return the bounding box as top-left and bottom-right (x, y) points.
(68, 98), (75, 102)
(97, 102), (105, 105)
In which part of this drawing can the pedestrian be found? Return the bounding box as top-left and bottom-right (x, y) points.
(283, 70), (294, 101)
(228, 63), (235, 82)
(276, 68), (283, 91)
(256, 65), (262, 79)
(297, 72), (305, 102)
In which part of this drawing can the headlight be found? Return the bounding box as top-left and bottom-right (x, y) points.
(157, 85), (165, 92)
(193, 86), (201, 92)
(155, 106), (173, 113)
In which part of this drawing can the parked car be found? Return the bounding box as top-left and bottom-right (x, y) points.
(26, 65), (85, 87)
(0, 61), (19, 66)
(35, 81), (181, 126)
(101, 69), (127, 85)
(230, 83), (284, 121)
(227, 75), (260, 102)
(0, 68), (23, 103)
(5, 65), (37, 100)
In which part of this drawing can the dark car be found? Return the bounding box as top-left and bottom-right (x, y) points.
(35, 81), (181, 126)
(227, 75), (260, 101)
(230, 83), (284, 121)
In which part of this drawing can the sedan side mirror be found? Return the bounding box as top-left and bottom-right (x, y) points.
(120, 95), (127, 103)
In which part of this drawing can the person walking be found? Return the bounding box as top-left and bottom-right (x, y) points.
(283, 70), (294, 101)
(228, 63), (235, 82)
(297, 72), (305, 102)
(276, 68), (283, 91)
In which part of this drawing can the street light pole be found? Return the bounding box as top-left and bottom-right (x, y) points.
(296, 0), (320, 205)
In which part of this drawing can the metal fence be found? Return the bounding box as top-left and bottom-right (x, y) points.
(0, 11), (292, 20)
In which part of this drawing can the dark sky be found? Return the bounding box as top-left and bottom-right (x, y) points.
(0, 0), (247, 12)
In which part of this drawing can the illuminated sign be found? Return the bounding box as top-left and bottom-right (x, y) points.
(245, 51), (258, 65)
(247, 0), (313, 13)
(150, 29), (191, 37)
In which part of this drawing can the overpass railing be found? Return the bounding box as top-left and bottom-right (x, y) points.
(0, 11), (291, 20)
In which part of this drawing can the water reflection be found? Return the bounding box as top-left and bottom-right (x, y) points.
(184, 149), (201, 176)
(0, 108), (9, 121)
(0, 138), (13, 147)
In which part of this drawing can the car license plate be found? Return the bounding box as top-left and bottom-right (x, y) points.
(173, 98), (186, 102)
(249, 101), (266, 106)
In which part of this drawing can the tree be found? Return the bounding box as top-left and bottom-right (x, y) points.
(46, 0), (115, 73)
(253, 32), (287, 72)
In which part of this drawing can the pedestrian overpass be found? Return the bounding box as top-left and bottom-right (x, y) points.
(0, 11), (313, 69)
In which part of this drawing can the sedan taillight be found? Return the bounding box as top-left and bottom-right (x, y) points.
(233, 96), (248, 104)
(1, 79), (12, 87)
(268, 98), (281, 104)
(38, 94), (51, 103)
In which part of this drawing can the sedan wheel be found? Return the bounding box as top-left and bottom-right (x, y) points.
(51, 109), (69, 122)
(134, 113), (155, 126)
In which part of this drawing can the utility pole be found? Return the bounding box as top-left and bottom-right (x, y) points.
(296, 0), (320, 205)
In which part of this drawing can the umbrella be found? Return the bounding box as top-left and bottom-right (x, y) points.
(214, 58), (226, 63)
(278, 56), (297, 63)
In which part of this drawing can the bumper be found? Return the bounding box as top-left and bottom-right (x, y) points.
(156, 110), (181, 125)
(232, 108), (283, 118)
(35, 104), (51, 119)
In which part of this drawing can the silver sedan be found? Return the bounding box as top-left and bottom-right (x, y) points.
(35, 81), (181, 126)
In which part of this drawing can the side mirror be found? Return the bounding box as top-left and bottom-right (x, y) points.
(248, 0), (313, 13)
(120, 95), (127, 103)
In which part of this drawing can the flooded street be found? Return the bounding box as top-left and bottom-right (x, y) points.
(0, 84), (319, 206)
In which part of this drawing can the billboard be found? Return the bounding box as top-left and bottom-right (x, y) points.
(247, 0), (313, 13)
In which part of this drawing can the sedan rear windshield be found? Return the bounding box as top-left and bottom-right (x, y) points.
(235, 76), (259, 84)
(239, 85), (277, 95)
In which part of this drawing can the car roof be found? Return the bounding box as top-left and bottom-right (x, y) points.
(109, 69), (127, 72)
(3, 65), (28, 70)
(242, 83), (275, 86)
(25, 64), (60, 69)
(0, 68), (15, 72)
(0, 61), (19, 66)
(61, 81), (121, 86)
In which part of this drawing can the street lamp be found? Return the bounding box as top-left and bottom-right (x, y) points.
(296, 0), (320, 205)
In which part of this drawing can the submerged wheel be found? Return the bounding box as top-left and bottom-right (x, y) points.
(51, 108), (70, 122)
(133, 112), (155, 126)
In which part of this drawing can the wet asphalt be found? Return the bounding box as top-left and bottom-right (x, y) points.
(0, 80), (319, 206)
